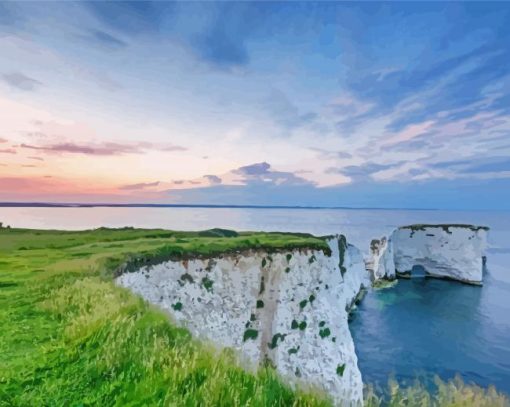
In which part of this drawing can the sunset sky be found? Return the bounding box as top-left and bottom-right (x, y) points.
(1, 2), (509, 209)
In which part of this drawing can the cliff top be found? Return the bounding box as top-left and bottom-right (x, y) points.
(0, 227), (331, 275)
(399, 224), (490, 233)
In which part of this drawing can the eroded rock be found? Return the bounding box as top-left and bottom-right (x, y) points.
(367, 224), (488, 285)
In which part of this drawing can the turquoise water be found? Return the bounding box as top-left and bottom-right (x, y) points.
(1, 206), (509, 394)
(350, 276), (510, 393)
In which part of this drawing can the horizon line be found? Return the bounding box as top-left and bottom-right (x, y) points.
(0, 202), (507, 212)
(0, 201), (450, 211)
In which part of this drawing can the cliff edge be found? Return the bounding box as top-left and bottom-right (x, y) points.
(116, 235), (369, 406)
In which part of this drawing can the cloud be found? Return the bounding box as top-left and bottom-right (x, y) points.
(158, 162), (315, 198)
(85, 1), (251, 69)
(28, 156), (44, 161)
(428, 156), (510, 175)
(224, 162), (315, 187)
(327, 161), (406, 181)
(84, 1), (170, 35)
(234, 162), (271, 176)
(21, 142), (141, 156)
(0, 138), (6, 143)
(192, 21), (249, 68)
(264, 89), (317, 134)
(0, 148), (16, 154)
(203, 175), (222, 184)
(309, 147), (352, 160)
(383, 121), (435, 146)
(384, 137), (433, 153)
(119, 181), (160, 191)
(328, 4), (510, 141)
(20, 141), (186, 156)
(160, 144), (188, 152)
(2, 72), (42, 91)
(88, 30), (127, 49)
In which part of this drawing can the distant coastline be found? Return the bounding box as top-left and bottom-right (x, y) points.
(0, 202), (441, 211)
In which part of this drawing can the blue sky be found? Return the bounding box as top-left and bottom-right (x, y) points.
(0, 1), (509, 209)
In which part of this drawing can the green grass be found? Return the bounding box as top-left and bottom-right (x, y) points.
(0, 227), (507, 406)
(0, 227), (331, 406)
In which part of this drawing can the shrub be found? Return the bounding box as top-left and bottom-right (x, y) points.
(268, 333), (286, 349)
(319, 328), (331, 339)
(201, 276), (214, 292)
(172, 302), (183, 311)
(243, 329), (258, 342)
(336, 364), (346, 377)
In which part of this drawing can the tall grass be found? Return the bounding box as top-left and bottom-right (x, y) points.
(364, 376), (509, 406)
(30, 276), (328, 406)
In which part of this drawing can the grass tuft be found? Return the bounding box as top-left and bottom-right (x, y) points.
(364, 375), (510, 407)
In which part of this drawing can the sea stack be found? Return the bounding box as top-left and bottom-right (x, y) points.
(368, 224), (489, 285)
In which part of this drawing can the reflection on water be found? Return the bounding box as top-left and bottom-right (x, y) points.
(1, 206), (509, 393)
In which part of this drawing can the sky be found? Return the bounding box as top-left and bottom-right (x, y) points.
(0, 1), (509, 209)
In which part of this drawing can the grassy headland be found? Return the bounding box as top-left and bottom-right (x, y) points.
(0, 227), (331, 406)
(0, 227), (508, 406)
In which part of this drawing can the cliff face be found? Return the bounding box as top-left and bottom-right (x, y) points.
(116, 235), (369, 406)
(368, 225), (488, 285)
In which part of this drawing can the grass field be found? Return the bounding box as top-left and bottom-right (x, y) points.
(1, 227), (508, 406)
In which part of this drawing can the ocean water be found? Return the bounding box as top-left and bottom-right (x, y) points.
(1, 206), (509, 394)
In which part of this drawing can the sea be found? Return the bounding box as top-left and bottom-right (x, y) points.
(1, 206), (509, 394)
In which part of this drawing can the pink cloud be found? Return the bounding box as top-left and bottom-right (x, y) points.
(0, 148), (16, 154)
(119, 181), (160, 190)
(21, 142), (143, 156)
(384, 121), (435, 146)
(0, 177), (52, 190)
(20, 141), (187, 156)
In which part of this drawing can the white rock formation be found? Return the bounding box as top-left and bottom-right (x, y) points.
(367, 224), (488, 285)
(116, 235), (369, 406)
(342, 243), (372, 309)
(365, 236), (396, 281)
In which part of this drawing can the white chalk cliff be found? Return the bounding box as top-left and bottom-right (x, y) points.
(368, 224), (488, 285)
(116, 235), (370, 406)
